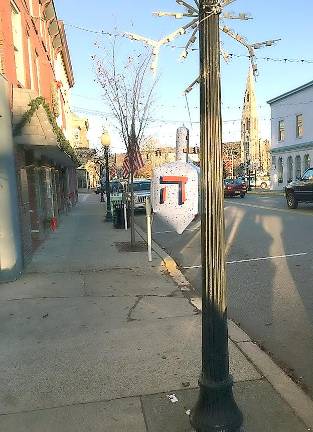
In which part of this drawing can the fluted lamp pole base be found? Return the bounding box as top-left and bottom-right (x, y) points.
(190, 376), (243, 431)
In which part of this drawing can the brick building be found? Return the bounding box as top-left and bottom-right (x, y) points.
(0, 0), (77, 275)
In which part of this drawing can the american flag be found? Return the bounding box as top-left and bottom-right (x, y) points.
(122, 143), (144, 177)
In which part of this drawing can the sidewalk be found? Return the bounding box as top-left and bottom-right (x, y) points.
(0, 192), (311, 431)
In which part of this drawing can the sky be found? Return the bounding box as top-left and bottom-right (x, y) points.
(54, 0), (313, 153)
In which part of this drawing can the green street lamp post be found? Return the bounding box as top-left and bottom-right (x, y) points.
(190, 1), (243, 431)
(101, 130), (112, 222)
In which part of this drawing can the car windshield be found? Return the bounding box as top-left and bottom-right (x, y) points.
(110, 182), (123, 193)
(133, 182), (151, 192)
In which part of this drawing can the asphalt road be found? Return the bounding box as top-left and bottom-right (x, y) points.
(135, 193), (313, 398)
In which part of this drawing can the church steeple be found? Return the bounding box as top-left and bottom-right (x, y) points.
(241, 67), (259, 170)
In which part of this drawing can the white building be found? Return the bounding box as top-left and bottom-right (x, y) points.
(268, 80), (313, 190)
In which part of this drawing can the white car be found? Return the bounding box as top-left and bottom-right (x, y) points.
(240, 175), (270, 190)
(132, 179), (151, 210)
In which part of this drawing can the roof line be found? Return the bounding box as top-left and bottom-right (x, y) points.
(267, 80), (313, 105)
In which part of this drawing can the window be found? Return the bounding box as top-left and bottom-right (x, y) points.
(272, 156), (276, 169)
(278, 120), (285, 141)
(277, 157), (283, 183)
(295, 155), (301, 179)
(27, 36), (34, 89)
(28, 0), (33, 16)
(287, 156), (293, 183)
(296, 114), (303, 138)
(35, 51), (40, 94)
(11, 2), (25, 85)
(133, 182), (151, 192)
(304, 154), (310, 171)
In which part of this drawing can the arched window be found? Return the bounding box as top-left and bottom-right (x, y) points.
(304, 154), (311, 172)
(272, 156), (276, 169)
(295, 155), (301, 179)
(278, 157), (283, 183)
(287, 156), (293, 183)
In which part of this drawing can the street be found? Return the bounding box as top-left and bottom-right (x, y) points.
(136, 193), (313, 398)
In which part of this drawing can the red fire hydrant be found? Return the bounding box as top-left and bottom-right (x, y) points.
(50, 217), (57, 231)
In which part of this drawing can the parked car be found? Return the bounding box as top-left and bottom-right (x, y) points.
(285, 167), (313, 209)
(239, 175), (270, 189)
(132, 179), (151, 210)
(224, 178), (246, 198)
(95, 180), (124, 196)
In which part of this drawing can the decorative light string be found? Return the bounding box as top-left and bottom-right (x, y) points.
(62, 22), (313, 65)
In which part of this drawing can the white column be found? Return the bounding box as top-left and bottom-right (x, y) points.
(0, 76), (23, 281)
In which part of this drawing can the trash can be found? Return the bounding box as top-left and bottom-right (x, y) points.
(113, 203), (123, 229)
(113, 202), (130, 229)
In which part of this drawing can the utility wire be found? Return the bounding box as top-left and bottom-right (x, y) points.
(62, 22), (313, 65)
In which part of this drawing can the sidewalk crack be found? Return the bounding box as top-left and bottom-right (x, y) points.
(127, 296), (143, 322)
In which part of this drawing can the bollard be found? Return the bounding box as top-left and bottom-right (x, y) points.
(146, 198), (152, 262)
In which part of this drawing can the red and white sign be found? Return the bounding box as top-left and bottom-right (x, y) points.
(151, 161), (199, 234)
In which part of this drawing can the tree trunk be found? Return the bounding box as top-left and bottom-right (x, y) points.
(130, 168), (135, 248)
(129, 131), (136, 248)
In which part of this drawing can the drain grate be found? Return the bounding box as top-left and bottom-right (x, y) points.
(114, 241), (147, 252)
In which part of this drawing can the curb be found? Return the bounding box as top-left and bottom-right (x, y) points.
(135, 223), (313, 430)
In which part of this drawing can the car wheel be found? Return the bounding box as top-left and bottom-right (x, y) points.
(260, 182), (267, 189)
(240, 193), (245, 198)
(286, 192), (298, 209)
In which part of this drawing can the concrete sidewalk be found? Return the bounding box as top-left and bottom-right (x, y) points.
(0, 192), (311, 431)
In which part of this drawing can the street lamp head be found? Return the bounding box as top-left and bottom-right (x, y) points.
(101, 130), (111, 148)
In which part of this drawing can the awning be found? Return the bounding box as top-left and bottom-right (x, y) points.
(28, 145), (75, 168)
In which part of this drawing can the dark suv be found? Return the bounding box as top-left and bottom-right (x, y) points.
(285, 167), (313, 209)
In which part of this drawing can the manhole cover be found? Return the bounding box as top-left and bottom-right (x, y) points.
(115, 241), (147, 252)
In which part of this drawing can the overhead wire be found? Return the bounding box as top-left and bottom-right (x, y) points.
(62, 21), (313, 65)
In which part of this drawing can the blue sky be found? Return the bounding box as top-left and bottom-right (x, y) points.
(54, 0), (313, 152)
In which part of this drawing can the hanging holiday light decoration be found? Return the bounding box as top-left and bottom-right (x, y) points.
(123, 0), (280, 90)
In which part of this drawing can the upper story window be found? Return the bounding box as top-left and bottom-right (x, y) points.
(28, 0), (33, 16)
(296, 114), (303, 138)
(11, 1), (25, 86)
(278, 120), (285, 142)
(35, 50), (40, 94)
(27, 35), (34, 89)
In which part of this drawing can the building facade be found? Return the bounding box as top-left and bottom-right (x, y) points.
(268, 80), (313, 190)
(0, 0), (77, 279)
(70, 113), (90, 149)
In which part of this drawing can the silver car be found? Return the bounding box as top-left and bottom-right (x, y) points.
(132, 179), (151, 210)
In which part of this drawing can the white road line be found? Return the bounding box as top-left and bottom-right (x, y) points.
(227, 201), (285, 213)
(226, 252), (308, 264)
(153, 226), (200, 235)
(227, 200), (313, 216)
(182, 252), (308, 269)
(153, 230), (175, 234)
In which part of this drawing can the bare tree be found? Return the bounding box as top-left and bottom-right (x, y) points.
(93, 39), (156, 247)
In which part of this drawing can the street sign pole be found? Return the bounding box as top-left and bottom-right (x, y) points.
(190, 1), (243, 430)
